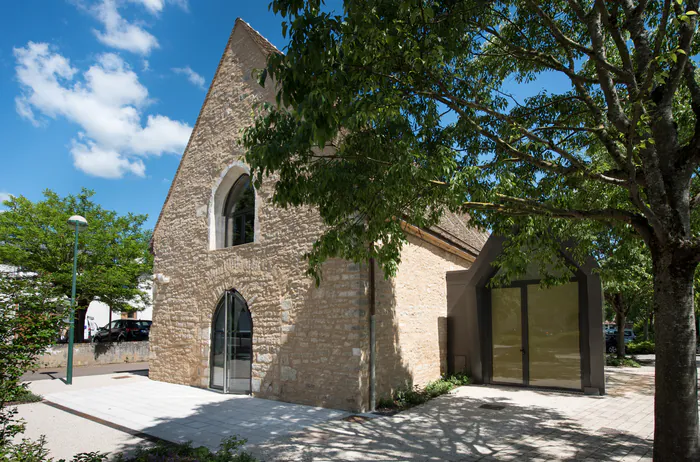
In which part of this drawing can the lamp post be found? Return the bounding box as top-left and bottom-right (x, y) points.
(66, 215), (88, 385)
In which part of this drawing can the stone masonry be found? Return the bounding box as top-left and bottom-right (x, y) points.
(150, 19), (482, 412)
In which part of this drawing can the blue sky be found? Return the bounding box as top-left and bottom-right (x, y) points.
(0, 1), (297, 228)
(0, 1), (566, 230)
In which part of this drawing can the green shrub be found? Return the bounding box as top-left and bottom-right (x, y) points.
(0, 436), (50, 462)
(378, 372), (471, 411)
(0, 275), (65, 450)
(633, 319), (654, 342)
(117, 436), (256, 462)
(0, 436), (108, 462)
(626, 341), (655, 355)
(606, 355), (641, 367)
(6, 386), (42, 405)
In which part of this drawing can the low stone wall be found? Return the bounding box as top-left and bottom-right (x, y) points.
(37, 341), (150, 368)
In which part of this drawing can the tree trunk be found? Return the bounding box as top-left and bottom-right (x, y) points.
(74, 300), (89, 343)
(652, 250), (700, 460)
(644, 310), (650, 341)
(616, 307), (626, 358)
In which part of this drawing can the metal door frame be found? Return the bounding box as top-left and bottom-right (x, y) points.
(488, 279), (585, 391)
(210, 289), (253, 394)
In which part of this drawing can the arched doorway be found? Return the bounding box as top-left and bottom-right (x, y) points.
(210, 289), (252, 394)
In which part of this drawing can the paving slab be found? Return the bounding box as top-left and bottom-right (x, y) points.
(41, 377), (347, 450)
(12, 401), (150, 460)
(252, 367), (659, 461)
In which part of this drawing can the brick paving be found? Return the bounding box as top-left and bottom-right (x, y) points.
(253, 366), (658, 461)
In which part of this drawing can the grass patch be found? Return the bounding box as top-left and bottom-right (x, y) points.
(606, 355), (641, 368)
(115, 436), (256, 462)
(377, 372), (471, 412)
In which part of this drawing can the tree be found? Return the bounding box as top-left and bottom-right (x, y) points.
(0, 273), (64, 450)
(0, 190), (153, 342)
(598, 232), (653, 357)
(242, 0), (700, 458)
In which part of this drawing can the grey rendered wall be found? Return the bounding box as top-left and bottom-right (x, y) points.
(37, 341), (149, 368)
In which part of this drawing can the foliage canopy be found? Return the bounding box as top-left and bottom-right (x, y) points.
(243, 0), (700, 458)
(0, 189), (153, 313)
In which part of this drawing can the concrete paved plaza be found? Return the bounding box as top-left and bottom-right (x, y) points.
(20, 364), (665, 460)
(253, 366), (657, 461)
(38, 375), (347, 449)
(14, 400), (147, 461)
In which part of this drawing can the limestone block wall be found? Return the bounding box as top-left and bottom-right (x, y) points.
(150, 23), (369, 411)
(151, 19), (475, 412)
(373, 234), (471, 401)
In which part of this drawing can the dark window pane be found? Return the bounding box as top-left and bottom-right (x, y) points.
(244, 213), (254, 243)
(234, 216), (244, 245)
(222, 174), (255, 248)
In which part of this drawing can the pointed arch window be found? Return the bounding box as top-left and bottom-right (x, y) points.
(223, 174), (255, 247)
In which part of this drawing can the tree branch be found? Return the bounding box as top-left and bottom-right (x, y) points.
(527, 0), (633, 83)
(463, 194), (642, 224)
(586, 3), (631, 132)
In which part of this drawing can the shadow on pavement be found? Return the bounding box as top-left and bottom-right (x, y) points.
(103, 389), (651, 461)
(250, 393), (652, 461)
(115, 369), (149, 377)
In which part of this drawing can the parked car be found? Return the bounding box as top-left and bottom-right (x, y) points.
(137, 320), (152, 338)
(604, 327), (636, 343)
(93, 319), (150, 342)
(605, 334), (619, 354)
(606, 331), (637, 353)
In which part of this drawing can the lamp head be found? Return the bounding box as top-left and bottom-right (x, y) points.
(67, 215), (88, 229)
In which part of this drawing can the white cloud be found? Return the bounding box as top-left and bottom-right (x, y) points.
(14, 42), (192, 179)
(93, 0), (159, 55)
(0, 192), (12, 212)
(71, 140), (146, 178)
(129, 0), (165, 14)
(128, 0), (189, 14)
(173, 66), (205, 90)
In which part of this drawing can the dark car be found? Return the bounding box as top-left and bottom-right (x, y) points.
(606, 334), (620, 354)
(93, 319), (150, 342)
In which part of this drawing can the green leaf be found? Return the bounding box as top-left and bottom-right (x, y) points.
(258, 68), (268, 88)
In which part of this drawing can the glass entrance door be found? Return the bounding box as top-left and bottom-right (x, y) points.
(527, 282), (580, 389)
(490, 282), (582, 390)
(210, 301), (226, 390)
(491, 287), (523, 384)
(210, 290), (252, 394)
(227, 291), (252, 394)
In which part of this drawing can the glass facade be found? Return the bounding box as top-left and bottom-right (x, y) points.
(210, 290), (252, 393)
(490, 282), (581, 390)
(223, 175), (255, 247)
(491, 287), (523, 384)
(210, 302), (226, 390)
(227, 291), (252, 393)
(527, 282), (581, 389)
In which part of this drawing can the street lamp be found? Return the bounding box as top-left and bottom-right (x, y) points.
(66, 215), (88, 385)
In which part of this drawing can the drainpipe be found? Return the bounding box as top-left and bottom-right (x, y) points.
(369, 256), (376, 411)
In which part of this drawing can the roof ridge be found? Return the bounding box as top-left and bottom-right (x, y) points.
(151, 19), (278, 247)
(234, 18), (283, 56)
